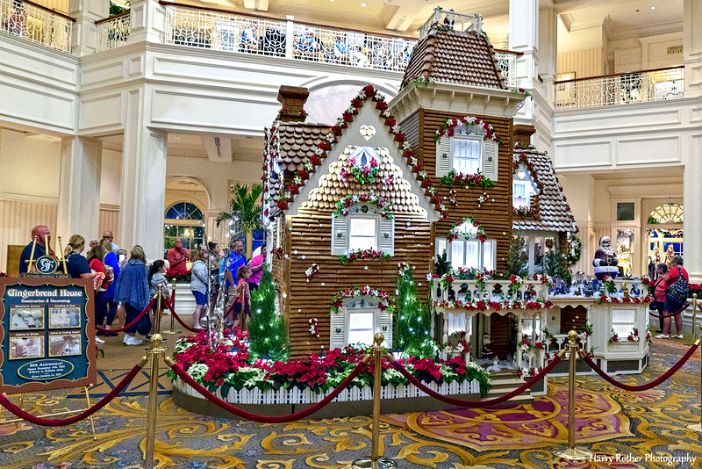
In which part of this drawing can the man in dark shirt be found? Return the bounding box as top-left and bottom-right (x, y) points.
(19, 225), (51, 274)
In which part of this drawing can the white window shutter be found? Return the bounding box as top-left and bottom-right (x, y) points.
(378, 217), (395, 256)
(482, 141), (498, 180)
(482, 239), (496, 271)
(436, 137), (451, 177)
(330, 310), (346, 350)
(377, 310), (393, 348)
(331, 216), (348, 255)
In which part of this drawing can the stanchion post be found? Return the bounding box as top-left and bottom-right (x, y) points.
(688, 324), (702, 432)
(144, 334), (165, 469)
(352, 333), (395, 469)
(691, 293), (698, 344)
(554, 330), (592, 461)
(162, 281), (181, 335)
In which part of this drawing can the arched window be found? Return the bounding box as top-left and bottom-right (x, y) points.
(163, 202), (205, 256)
(513, 163), (538, 209)
(647, 203), (683, 224)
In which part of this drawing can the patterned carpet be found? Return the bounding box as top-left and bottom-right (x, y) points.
(0, 340), (701, 468)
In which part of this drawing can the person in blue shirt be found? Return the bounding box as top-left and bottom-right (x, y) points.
(113, 245), (151, 346)
(224, 239), (247, 325)
(100, 239), (120, 335)
(64, 235), (93, 280)
(19, 225), (51, 274)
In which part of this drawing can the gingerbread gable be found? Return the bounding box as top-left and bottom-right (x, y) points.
(268, 85), (443, 221)
(513, 147), (577, 233)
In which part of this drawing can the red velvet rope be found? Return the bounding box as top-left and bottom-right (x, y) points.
(390, 354), (563, 408)
(0, 361), (144, 426)
(579, 344), (699, 392)
(96, 298), (155, 333)
(165, 302), (199, 333)
(169, 356), (370, 423)
(648, 301), (690, 319)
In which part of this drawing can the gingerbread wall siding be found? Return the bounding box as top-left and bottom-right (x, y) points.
(419, 111), (514, 273)
(285, 209), (433, 357)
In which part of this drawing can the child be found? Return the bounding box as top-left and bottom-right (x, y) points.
(234, 265), (252, 331)
(147, 260), (171, 335)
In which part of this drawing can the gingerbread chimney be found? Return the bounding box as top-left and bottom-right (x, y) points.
(276, 86), (309, 123)
(513, 124), (536, 148)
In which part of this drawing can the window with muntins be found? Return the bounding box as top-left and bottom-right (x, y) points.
(452, 138), (481, 174)
(331, 205), (394, 256)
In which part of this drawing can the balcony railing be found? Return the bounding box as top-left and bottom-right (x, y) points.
(555, 66), (684, 110)
(0, 0), (73, 52)
(95, 12), (130, 52)
(162, 2), (415, 73)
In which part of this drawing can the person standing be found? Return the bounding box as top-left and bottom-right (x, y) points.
(148, 259), (171, 336)
(102, 230), (120, 252)
(101, 239), (120, 335)
(166, 238), (190, 279)
(114, 246), (151, 346)
(651, 263), (668, 334)
(248, 245), (266, 291)
(659, 256), (689, 339)
(208, 241), (222, 309)
(231, 265), (252, 331)
(224, 239), (247, 318)
(19, 225), (51, 274)
(190, 249), (208, 330)
(64, 235), (94, 280)
(87, 244), (109, 345)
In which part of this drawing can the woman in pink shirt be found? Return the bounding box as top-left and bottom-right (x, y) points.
(651, 263), (668, 334)
(659, 256), (689, 339)
(248, 245), (267, 291)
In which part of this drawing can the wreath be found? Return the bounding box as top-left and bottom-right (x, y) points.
(567, 234), (582, 266)
(447, 217), (487, 243)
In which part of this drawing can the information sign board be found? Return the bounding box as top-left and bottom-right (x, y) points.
(0, 278), (96, 394)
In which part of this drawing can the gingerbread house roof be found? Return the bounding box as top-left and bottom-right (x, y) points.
(263, 85), (445, 221)
(512, 147), (578, 233)
(401, 29), (506, 90)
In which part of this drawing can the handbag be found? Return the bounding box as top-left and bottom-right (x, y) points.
(666, 268), (689, 305)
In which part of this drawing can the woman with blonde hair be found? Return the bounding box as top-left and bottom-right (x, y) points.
(113, 245), (151, 346)
(65, 234), (93, 280)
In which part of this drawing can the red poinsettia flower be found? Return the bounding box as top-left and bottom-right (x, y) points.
(276, 200), (288, 210)
(385, 117), (397, 127)
(289, 185), (299, 195)
(351, 98), (363, 108)
(363, 84), (376, 96)
(331, 126), (343, 136)
(342, 112), (354, 123)
(309, 155), (321, 165)
(376, 101), (388, 111)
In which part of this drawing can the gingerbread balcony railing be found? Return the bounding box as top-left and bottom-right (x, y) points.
(555, 66), (684, 110)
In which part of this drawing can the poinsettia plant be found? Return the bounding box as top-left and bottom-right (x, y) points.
(170, 331), (490, 396)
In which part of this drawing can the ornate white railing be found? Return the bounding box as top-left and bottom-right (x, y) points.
(163, 4), (415, 73)
(495, 50), (518, 87)
(174, 377), (480, 404)
(555, 66), (684, 110)
(95, 12), (130, 52)
(0, 0), (73, 52)
(418, 7), (483, 38)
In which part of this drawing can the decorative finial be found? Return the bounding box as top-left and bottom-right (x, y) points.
(374, 333), (384, 346)
(150, 333), (163, 348)
(567, 330), (578, 343)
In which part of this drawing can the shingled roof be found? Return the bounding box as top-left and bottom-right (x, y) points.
(401, 29), (506, 89)
(513, 148), (577, 233)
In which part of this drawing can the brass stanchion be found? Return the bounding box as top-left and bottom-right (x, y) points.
(554, 330), (592, 461)
(688, 324), (702, 432)
(691, 293), (698, 344)
(352, 333), (396, 469)
(144, 334), (165, 469)
(162, 281), (180, 335)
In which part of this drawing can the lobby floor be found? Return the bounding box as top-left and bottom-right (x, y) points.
(1, 317), (701, 468)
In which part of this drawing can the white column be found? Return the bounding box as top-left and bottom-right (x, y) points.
(120, 89), (167, 260)
(56, 137), (102, 243)
(68, 0), (108, 56)
(128, 0), (166, 44)
(509, 0), (539, 90)
(684, 135), (702, 281)
(537, 1), (557, 104)
(683, 0), (702, 98)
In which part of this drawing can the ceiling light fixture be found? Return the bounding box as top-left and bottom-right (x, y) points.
(650, 5), (655, 9)
(361, 2), (367, 6)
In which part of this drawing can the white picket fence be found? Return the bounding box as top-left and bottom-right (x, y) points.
(174, 377), (479, 405)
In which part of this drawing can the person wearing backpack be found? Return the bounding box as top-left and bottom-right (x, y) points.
(658, 256), (689, 339)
